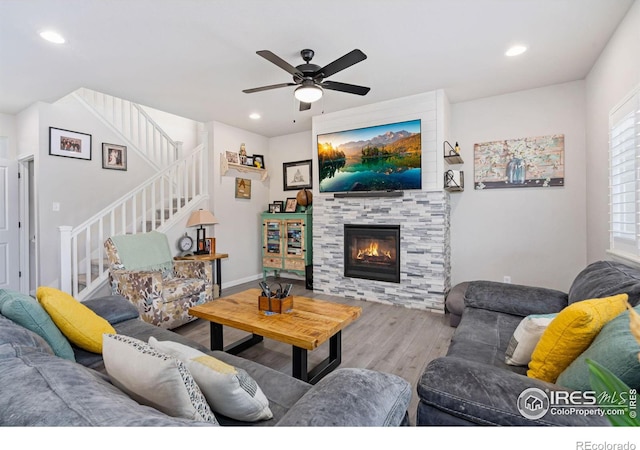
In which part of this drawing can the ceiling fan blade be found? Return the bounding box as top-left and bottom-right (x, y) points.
(321, 80), (370, 96)
(299, 101), (311, 111)
(242, 82), (296, 94)
(256, 50), (303, 80)
(314, 49), (367, 79)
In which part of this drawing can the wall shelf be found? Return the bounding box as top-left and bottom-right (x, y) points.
(443, 141), (464, 164)
(220, 153), (268, 181)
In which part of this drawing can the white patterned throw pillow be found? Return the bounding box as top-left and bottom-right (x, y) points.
(148, 336), (273, 422)
(102, 334), (217, 424)
(505, 313), (558, 366)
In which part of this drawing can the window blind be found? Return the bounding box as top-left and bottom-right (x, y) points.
(610, 86), (640, 259)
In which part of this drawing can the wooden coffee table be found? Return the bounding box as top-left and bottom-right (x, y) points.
(188, 288), (362, 384)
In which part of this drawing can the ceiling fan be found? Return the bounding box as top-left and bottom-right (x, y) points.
(243, 48), (370, 111)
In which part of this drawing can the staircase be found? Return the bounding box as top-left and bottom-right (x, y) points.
(59, 89), (208, 300)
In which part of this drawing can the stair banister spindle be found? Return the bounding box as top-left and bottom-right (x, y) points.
(72, 234), (79, 297)
(84, 227), (91, 287)
(59, 226), (72, 293)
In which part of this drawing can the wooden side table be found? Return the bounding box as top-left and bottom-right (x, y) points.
(174, 253), (229, 297)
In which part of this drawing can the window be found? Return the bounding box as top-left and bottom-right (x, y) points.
(610, 85), (640, 261)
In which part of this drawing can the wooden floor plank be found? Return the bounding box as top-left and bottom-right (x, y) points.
(173, 277), (455, 426)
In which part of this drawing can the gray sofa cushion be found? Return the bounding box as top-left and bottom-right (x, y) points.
(417, 357), (610, 426)
(446, 307), (527, 375)
(276, 368), (411, 426)
(464, 281), (568, 317)
(568, 260), (640, 306)
(0, 343), (212, 426)
(0, 314), (53, 355)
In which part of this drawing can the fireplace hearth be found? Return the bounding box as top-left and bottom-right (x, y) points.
(344, 224), (400, 283)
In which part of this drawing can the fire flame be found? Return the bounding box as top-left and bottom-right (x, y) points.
(356, 241), (392, 260)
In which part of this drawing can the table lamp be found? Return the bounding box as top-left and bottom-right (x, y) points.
(187, 209), (218, 255)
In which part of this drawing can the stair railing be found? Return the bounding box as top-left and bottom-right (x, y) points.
(73, 88), (179, 168)
(59, 143), (206, 300)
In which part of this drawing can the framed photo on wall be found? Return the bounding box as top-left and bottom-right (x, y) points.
(102, 143), (127, 170)
(49, 127), (92, 160)
(283, 159), (312, 191)
(235, 177), (251, 199)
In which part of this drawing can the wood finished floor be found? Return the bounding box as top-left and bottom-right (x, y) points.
(172, 277), (455, 426)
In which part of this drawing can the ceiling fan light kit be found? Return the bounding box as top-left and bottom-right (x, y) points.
(294, 81), (323, 103)
(243, 48), (370, 111)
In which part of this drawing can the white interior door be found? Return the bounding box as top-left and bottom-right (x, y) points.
(0, 138), (19, 290)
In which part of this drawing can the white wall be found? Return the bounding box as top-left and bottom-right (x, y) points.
(0, 113), (16, 158)
(585, 0), (640, 263)
(209, 120), (270, 287)
(450, 81), (587, 291)
(268, 130), (313, 203)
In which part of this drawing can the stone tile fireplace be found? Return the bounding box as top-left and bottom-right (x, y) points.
(313, 190), (450, 313)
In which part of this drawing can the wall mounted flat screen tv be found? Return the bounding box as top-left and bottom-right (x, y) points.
(317, 119), (422, 193)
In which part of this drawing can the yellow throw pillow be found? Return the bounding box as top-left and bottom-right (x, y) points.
(527, 293), (628, 383)
(36, 286), (115, 353)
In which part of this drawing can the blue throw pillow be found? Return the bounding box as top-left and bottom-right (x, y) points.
(1, 291), (76, 361)
(557, 305), (640, 391)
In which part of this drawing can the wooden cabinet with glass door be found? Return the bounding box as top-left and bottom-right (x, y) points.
(261, 207), (312, 289)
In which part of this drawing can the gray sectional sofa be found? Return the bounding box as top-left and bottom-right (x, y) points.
(417, 260), (640, 426)
(0, 293), (411, 426)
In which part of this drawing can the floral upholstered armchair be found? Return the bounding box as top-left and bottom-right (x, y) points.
(104, 231), (213, 329)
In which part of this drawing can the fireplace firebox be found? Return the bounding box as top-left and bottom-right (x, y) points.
(344, 224), (400, 283)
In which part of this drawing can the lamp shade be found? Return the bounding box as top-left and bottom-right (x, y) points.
(187, 209), (218, 227)
(294, 81), (323, 103)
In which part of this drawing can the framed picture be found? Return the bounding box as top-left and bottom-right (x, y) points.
(102, 143), (127, 170)
(253, 154), (265, 169)
(205, 237), (216, 255)
(245, 156), (254, 166)
(283, 159), (312, 191)
(49, 127), (92, 160)
(273, 201), (284, 212)
(268, 203), (277, 213)
(285, 197), (298, 213)
(235, 177), (251, 199)
(226, 151), (239, 164)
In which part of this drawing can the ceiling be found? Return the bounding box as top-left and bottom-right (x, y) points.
(0, 0), (635, 138)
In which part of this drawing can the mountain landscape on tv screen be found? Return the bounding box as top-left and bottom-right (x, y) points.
(318, 120), (422, 193)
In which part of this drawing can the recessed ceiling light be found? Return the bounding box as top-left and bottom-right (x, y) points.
(249, 113), (261, 120)
(505, 45), (527, 57)
(39, 30), (65, 44)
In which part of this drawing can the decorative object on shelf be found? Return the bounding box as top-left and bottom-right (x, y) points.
(443, 140), (463, 164)
(268, 203), (278, 213)
(239, 143), (247, 165)
(49, 127), (92, 160)
(253, 154), (265, 169)
(177, 233), (194, 255)
(102, 143), (127, 170)
(285, 198), (298, 213)
(273, 201), (284, 212)
(318, 119), (421, 193)
(187, 209), (218, 255)
(296, 188), (313, 211)
(245, 156), (253, 166)
(283, 159), (312, 191)
(474, 134), (565, 190)
(444, 170), (464, 192)
(235, 177), (251, 199)
(220, 153), (268, 181)
(225, 151), (239, 164)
